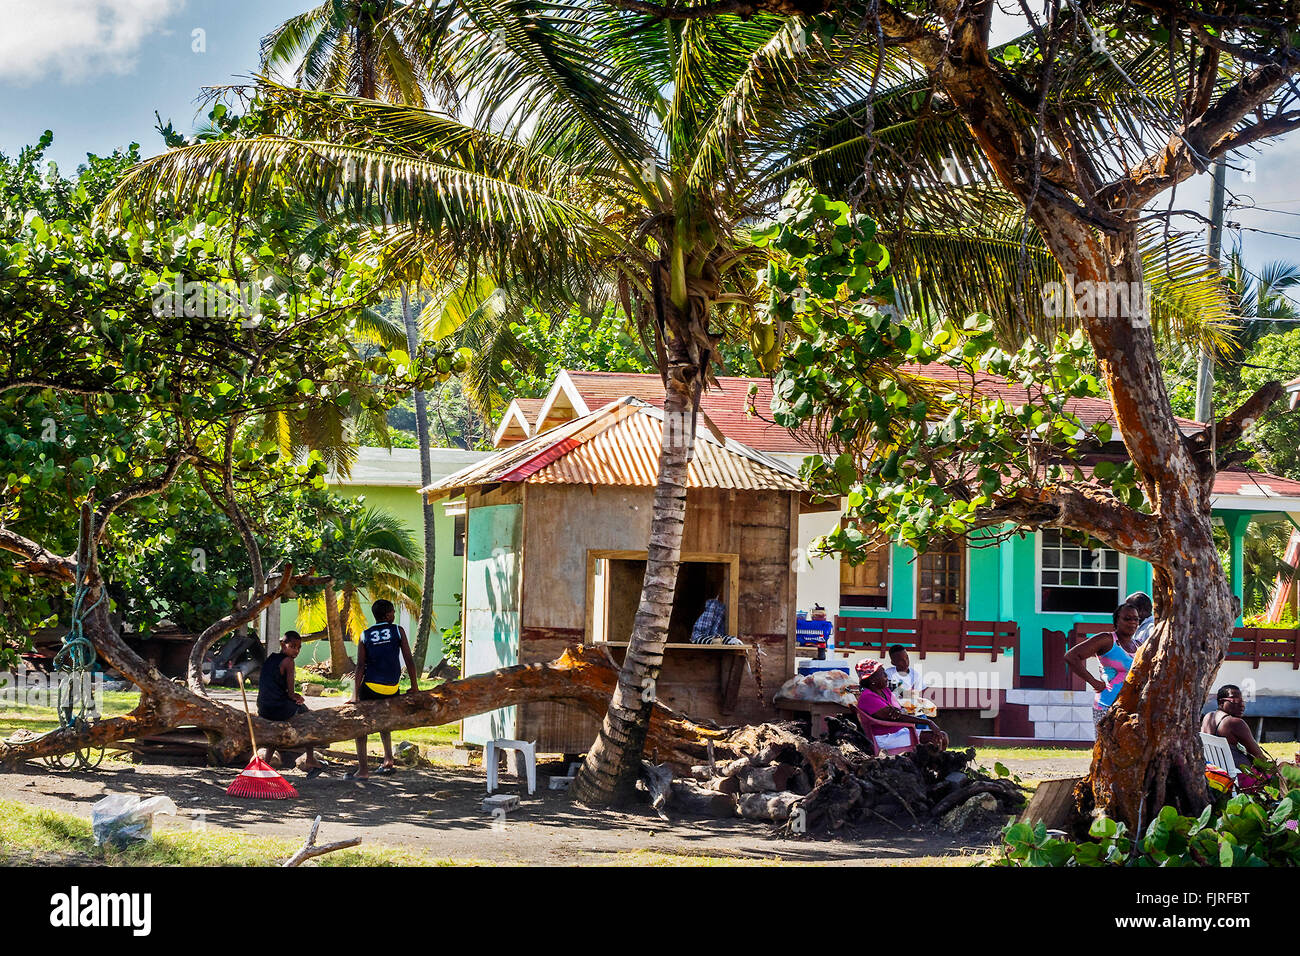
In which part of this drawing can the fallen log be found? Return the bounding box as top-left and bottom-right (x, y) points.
(0, 645), (734, 772)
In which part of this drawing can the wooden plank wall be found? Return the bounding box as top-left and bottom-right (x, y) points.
(514, 483), (796, 748)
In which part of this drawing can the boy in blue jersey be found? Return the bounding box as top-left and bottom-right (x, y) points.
(347, 599), (420, 779)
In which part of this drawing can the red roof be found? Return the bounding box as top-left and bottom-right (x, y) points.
(1212, 470), (1300, 498)
(898, 364), (1202, 435)
(554, 367), (1202, 452)
(562, 371), (817, 454)
(515, 371), (1300, 504)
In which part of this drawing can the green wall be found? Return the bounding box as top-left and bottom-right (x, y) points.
(460, 503), (522, 745)
(283, 483), (462, 671)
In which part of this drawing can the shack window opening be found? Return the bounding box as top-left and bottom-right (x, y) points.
(453, 513), (466, 557)
(590, 553), (738, 644)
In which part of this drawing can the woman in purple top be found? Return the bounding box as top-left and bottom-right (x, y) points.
(856, 659), (948, 751)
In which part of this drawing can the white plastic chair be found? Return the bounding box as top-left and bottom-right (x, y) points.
(485, 739), (537, 795)
(1200, 732), (1240, 781)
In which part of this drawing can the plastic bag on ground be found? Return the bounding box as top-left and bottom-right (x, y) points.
(91, 794), (178, 847)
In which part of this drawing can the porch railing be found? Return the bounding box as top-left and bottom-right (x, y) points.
(1062, 623), (1300, 670)
(1225, 627), (1300, 669)
(832, 617), (1019, 661)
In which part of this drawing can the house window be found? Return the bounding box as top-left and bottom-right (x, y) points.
(1039, 529), (1121, 613)
(454, 514), (466, 557)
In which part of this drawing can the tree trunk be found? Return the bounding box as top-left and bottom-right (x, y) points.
(1029, 227), (1234, 828)
(324, 583), (348, 680)
(573, 285), (706, 807)
(402, 284), (437, 674)
(341, 587), (356, 644)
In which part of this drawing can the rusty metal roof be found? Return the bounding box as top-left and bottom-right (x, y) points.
(421, 397), (807, 497)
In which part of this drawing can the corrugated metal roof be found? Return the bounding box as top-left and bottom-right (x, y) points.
(530, 410), (805, 490)
(421, 397), (805, 497)
(563, 371), (819, 453)
(326, 446), (489, 487)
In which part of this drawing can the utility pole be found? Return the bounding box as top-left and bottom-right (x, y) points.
(1195, 157), (1228, 423)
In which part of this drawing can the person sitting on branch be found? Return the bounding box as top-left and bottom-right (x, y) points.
(255, 630), (324, 779)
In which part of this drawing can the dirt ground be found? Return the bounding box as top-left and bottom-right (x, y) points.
(0, 745), (1091, 866)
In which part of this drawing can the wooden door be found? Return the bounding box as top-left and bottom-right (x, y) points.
(840, 541), (890, 609)
(917, 540), (963, 620)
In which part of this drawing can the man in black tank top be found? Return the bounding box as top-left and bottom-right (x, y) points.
(255, 632), (323, 777)
(349, 600), (420, 779)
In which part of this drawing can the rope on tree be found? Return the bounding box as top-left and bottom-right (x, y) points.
(43, 502), (106, 771)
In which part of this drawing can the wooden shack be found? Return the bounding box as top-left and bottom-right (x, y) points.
(422, 397), (834, 754)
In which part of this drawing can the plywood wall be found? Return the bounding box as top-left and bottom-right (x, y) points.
(513, 483), (798, 738)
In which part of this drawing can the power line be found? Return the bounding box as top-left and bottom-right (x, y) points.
(1230, 224), (1300, 242)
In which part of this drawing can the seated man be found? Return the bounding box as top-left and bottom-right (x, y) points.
(255, 631), (323, 778)
(1201, 684), (1269, 774)
(856, 658), (947, 752)
(884, 644), (922, 696)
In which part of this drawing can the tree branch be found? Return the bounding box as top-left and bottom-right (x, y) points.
(0, 528), (76, 582)
(92, 453), (194, 543)
(970, 482), (1165, 563)
(186, 564), (299, 694)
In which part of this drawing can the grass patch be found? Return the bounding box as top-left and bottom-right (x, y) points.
(0, 691), (140, 742)
(967, 746), (1091, 763)
(0, 799), (484, 866)
(1262, 741), (1300, 761)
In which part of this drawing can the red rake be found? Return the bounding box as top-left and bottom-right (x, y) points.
(227, 672), (298, 800)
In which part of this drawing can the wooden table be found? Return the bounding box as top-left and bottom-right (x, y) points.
(773, 695), (854, 737)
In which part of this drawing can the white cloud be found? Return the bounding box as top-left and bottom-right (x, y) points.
(0, 0), (184, 85)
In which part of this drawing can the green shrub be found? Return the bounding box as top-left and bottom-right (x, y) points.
(994, 765), (1300, 866)
(1242, 610), (1297, 629)
(440, 620), (463, 670)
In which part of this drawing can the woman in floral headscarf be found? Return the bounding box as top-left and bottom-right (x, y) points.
(856, 658), (948, 751)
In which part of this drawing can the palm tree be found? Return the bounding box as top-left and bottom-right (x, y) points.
(262, 0), (446, 673)
(107, 6), (878, 804)
(296, 505), (422, 675)
(1223, 252), (1300, 356)
(261, 0), (436, 105)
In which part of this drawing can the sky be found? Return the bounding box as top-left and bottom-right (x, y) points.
(3, 0), (1300, 279)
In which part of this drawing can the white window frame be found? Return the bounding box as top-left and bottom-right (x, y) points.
(1035, 529), (1126, 616)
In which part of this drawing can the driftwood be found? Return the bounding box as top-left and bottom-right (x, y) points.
(283, 816), (361, 867)
(667, 780), (739, 818)
(635, 713), (1028, 835)
(1019, 776), (1085, 830)
(737, 764), (797, 793)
